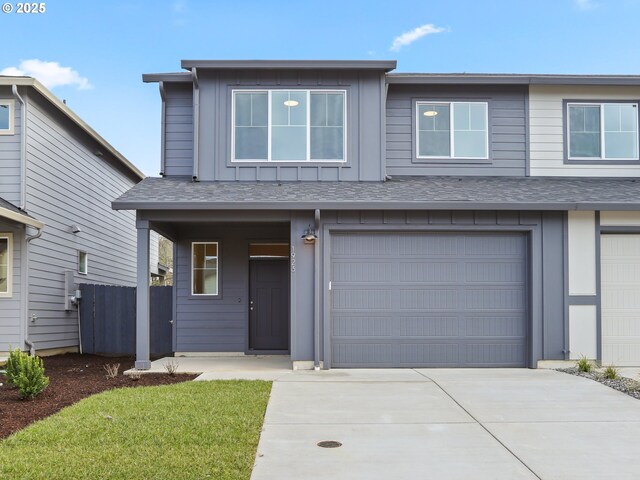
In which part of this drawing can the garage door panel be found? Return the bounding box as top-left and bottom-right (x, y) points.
(465, 261), (526, 283)
(331, 232), (528, 368)
(333, 262), (395, 283)
(400, 261), (459, 283)
(332, 233), (398, 256)
(332, 288), (393, 310)
(399, 234), (460, 256)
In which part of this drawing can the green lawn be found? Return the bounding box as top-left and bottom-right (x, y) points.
(0, 380), (272, 480)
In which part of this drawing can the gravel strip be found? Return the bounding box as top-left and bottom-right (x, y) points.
(557, 367), (640, 400)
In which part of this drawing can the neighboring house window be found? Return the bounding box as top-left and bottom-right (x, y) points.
(78, 251), (88, 275)
(232, 90), (346, 162)
(192, 242), (218, 295)
(0, 100), (14, 135)
(416, 101), (489, 159)
(567, 102), (639, 160)
(0, 234), (12, 297)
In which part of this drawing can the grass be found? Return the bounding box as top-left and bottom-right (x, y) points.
(0, 380), (272, 480)
(577, 356), (593, 373)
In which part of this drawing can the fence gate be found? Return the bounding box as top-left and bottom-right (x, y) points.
(79, 284), (173, 356)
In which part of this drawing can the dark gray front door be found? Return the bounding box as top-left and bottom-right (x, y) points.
(249, 259), (289, 351)
(330, 232), (528, 368)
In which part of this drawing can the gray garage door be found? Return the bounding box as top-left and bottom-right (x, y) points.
(330, 232), (528, 368)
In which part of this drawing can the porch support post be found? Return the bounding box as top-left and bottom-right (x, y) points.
(135, 219), (151, 370)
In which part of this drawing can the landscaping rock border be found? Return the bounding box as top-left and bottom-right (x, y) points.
(557, 367), (640, 400)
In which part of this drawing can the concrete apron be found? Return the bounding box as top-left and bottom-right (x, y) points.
(251, 368), (640, 480)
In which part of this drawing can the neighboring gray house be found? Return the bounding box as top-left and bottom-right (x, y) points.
(0, 76), (145, 356)
(114, 60), (640, 370)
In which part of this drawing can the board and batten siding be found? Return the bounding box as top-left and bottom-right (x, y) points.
(0, 221), (23, 352)
(0, 87), (23, 207)
(529, 85), (640, 177)
(24, 92), (139, 351)
(385, 84), (527, 176)
(163, 83), (193, 176)
(193, 69), (385, 182)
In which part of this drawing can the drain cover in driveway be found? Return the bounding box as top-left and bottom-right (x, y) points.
(317, 440), (342, 448)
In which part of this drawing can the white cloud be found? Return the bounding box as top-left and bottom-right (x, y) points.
(574, 0), (597, 10)
(390, 23), (446, 51)
(0, 59), (92, 90)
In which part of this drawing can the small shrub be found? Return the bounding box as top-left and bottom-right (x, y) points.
(164, 359), (179, 375)
(4, 348), (26, 387)
(128, 370), (142, 381)
(13, 354), (49, 400)
(103, 363), (120, 379)
(577, 356), (593, 373)
(603, 365), (619, 380)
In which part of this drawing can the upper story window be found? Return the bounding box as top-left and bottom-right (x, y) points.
(567, 102), (639, 160)
(416, 101), (488, 159)
(0, 234), (13, 297)
(232, 90), (346, 162)
(0, 100), (14, 135)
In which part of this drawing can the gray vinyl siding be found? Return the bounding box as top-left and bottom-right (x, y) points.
(174, 223), (289, 352)
(164, 83), (193, 176)
(0, 87), (22, 207)
(385, 84), (527, 176)
(0, 221), (23, 352)
(194, 69), (385, 181)
(24, 92), (139, 351)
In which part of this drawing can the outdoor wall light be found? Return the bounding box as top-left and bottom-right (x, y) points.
(302, 225), (318, 244)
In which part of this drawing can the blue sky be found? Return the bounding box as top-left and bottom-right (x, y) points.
(1, 0), (639, 175)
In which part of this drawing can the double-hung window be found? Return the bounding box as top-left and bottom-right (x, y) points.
(233, 90), (346, 162)
(416, 101), (489, 159)
(0, 100), (14, 135)
(0, 234), (12, 297)
(567, 102), (639, 160)
(192, 242), (218, 296)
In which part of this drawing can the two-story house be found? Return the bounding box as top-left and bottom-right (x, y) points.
(114, 60), (640, 370)
(0, 76), (147, 357)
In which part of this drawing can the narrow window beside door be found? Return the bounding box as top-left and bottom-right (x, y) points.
(192, 242), (218, 295)
(0, 234), (12, 297)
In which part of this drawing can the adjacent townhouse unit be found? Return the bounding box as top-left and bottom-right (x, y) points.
(114, 60), (640, 370)
(0, 76), (147, 357)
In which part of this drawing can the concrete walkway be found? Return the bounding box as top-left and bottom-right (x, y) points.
(250, 369), (640, 480)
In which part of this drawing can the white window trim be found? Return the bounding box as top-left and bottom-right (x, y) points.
(567, 102), (640, 161)
(231, 89), (347, 163)
(0, 233), (13, 298)
(0, 99), (15, 136)
(416, 101), (489, 160)
(78, 250), (88, 275)
(191, 241), (219, 296)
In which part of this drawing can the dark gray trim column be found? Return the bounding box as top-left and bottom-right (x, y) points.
(136, 219), (151, 370)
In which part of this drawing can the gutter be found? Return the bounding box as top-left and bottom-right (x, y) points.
(159, 82), (166, 176)
(11, 85), (27, 210)
(192, 68), (200, 181)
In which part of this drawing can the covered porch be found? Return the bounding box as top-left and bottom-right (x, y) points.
(133, 210), (319, 370)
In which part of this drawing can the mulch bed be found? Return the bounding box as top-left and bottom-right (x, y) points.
(0, 354), (196, 439)
(557, 367), (640, 400)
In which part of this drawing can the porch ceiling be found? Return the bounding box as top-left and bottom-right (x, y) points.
(112, 176), (640, 212)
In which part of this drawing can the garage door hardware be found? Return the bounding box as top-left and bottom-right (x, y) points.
(317, 440), (342, 448)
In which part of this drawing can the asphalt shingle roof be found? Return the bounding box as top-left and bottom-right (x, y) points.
(112, 176), (640, 211)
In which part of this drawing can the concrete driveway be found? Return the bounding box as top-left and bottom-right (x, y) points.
(251, 369), (640, 480)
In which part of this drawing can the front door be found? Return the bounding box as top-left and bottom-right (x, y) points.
(249, 258), (290, 351)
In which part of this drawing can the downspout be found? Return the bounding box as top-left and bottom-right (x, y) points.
(191, 68), (200, 182)
(24, 227), (43, 356)
(159, 82), (166, 176)
(11, 85), (27, 210)
(313, 209), (321, 370)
